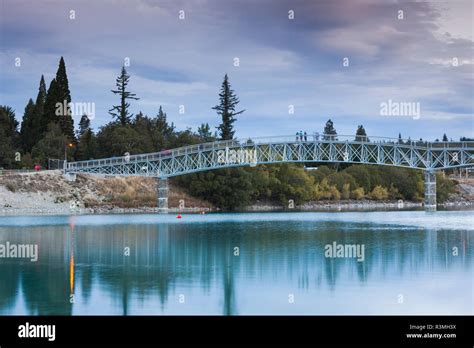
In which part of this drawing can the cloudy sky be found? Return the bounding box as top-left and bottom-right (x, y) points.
(0, 0), (473, 140)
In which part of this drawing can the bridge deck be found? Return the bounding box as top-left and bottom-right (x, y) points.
(66, 135), (474, 177)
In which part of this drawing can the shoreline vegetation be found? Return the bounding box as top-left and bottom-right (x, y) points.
(1, 57), (473, 216)
(0, 170), (472, 216)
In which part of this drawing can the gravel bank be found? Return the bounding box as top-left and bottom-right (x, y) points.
(0, 171), (472, 216)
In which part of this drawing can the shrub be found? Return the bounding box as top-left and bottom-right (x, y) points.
(121, 194), (132, 202)
(388, 185), (401, 199)
(5, 182), (16, 192)
(341, 183), (351, 200)
(327, 172), (357, 192)
(313, 178), (333, 200)
(344, 166), (371, 192)
(436, 174), (456, 203)
(351, 187), (365, 200)
(329, 185), (341, 200)
(368, 185), (389, 200)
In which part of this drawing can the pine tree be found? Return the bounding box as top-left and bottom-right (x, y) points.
(0, 105), (18, 139)
(76, 114), (96, 160)
(355, 125), (368, 142)
(76, 128), (97, 161)
(0, 106), (19, 168)
(442, 133), (448, 142)
(78, 114), (91, 137)
(155, 106), (174, 137)
(197, 123), (213, 142)
(398, 133), (403, 144)
(323, 119), (337, 140)
(0, 127), (15, 168)
(31, 123), (70, 166)
(152, 106), (175, 150)
(212, 74), (244, 140)
(109, 66), (139, 126)
(19, 99), (36, 152)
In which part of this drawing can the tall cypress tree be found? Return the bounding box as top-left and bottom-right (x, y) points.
(43, 57), (75, 141)
(212, 74), (244, 140)
(109, 66), (139, 126)
(32, 75), (47, 144)
(19, 98), (36, 152)
(35, 75), (47, 106)
(21, 75), (47, 152)
(56, 57), (75, 141)
(43, 78), (60, 127)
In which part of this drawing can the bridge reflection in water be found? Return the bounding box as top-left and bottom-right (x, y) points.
(0, 213), (471, 315)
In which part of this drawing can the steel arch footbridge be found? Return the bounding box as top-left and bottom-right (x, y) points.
(65, 135), (474, 212)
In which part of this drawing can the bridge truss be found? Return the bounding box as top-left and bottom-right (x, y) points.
(66, 135), (474, 211)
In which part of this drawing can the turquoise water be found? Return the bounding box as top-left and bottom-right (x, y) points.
(0, 211), (472, 315)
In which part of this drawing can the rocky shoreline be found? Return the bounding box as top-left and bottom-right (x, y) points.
(0, 206), (213, 216)
(0, 171), (472, 216)
(245, 200), (423, 211)
(245, 199), (472, 212)
(1, 199), (472, 216)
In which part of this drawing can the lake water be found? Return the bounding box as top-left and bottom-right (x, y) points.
(0, 211), (472, 315)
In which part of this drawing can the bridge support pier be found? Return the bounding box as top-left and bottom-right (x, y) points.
(156, 177), (169, 214)
(424, 171), (436, 211)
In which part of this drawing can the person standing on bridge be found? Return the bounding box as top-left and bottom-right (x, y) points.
(304, 131), (307, 142)
(296, 132), (299, 142)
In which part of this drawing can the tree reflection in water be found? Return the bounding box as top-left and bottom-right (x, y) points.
(0, 216), (471, 315)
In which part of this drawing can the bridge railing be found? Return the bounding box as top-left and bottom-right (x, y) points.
(66, 135), (474, 170)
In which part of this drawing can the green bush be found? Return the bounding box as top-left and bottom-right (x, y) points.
(436, 173), (455, 203)
(341, 183), (351, 200)
(351, 187), (365, 200)
(177, 162), (456, 209)
(368, 185), (389, 200)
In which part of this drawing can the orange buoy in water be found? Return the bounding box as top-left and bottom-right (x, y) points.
(177, 214), (182, 219)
